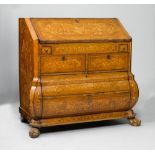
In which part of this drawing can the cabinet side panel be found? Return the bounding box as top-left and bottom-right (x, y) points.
(19, 18), (35, 115)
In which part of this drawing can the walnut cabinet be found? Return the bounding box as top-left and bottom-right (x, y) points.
(19, 18), (141, 138)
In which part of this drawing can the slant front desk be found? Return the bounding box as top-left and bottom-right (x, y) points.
(19, 18), (141, 138)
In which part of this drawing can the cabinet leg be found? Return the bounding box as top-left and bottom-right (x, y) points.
(20, 115), (27, 123)
(128, 117), (141, 126)
(29, 127), (40, 138)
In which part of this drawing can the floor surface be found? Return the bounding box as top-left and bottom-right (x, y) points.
(0, 100), (155, 150)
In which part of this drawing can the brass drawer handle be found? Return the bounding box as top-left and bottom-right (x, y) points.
(61, 55), (66, 61)
(106, 55), (111, 60)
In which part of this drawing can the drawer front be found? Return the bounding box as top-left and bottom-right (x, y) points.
(40, 42), (130, 55)
(88, 53), (129, 72)
(42, 92), (130, 118)
(41, 55), (85, 74)
(90, 92), (130, 113)
(42, 80), (130, 97)
(52, 43), (118, 55)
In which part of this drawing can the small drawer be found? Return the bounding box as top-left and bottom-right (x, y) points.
(41, 54), (85, 74)
(119, 44), (128, 52)
(41, 47), (52, 55)
(88, 53), (129, 72)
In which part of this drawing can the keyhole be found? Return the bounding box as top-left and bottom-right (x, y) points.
(75, 19), (79, 23)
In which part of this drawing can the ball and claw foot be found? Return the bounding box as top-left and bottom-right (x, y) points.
(128, 117), (141, 126)
(29, 127), (40, 138)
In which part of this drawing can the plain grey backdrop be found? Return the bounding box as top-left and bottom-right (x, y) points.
(0, 4), (155, 149)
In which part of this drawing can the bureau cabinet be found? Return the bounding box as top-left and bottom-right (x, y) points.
(19, 18), (141, 138)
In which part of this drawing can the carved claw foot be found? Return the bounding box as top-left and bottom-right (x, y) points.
(29, 127), (40, 138)
(20, 115), (27, 123)
(128, 117), (141, 126)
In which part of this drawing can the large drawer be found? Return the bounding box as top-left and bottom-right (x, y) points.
(40, 54), (85, 74)
(41, 72), (131, 118)
(41, 72), (130, 97)
(42, 80), (129, 97)
(42, 92), (130, 118)
(88, 52), (129, 72)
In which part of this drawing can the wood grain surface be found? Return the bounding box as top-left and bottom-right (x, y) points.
(31, 18), (131, 43)
(19, 18), (140, 137)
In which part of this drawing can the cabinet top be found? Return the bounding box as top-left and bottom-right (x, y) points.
(29, 18), (131, 43)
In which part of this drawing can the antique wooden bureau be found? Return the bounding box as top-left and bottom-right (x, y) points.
(19, 18), (141, 138)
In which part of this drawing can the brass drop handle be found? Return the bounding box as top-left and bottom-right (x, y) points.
(61, 55), (66, 61)
(106, 54), (111, 60)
